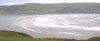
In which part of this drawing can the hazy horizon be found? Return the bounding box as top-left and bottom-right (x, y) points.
(0, 0), (100, 5)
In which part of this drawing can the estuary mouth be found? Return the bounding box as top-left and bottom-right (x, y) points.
(11, 14), (100, 40)
(14, 14), (100, 28)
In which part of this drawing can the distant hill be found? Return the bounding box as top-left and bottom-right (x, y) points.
(0, 3), (100, 15)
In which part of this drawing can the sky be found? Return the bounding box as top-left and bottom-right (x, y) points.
(0, 0), (100, 5)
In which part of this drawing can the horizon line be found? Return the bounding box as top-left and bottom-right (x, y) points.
(0, 2), (100, 6)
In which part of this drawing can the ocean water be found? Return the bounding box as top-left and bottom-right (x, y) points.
(0, 14), (100, 40)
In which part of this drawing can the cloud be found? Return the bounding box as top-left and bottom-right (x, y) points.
(0, 0), (100, 5)
(38, 0), (100, 3)
(0, 0), (37, 5)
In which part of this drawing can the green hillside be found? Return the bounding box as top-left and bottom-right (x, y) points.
(0, 30), (100, 41)
(0, 3), (100, 15)
(0, 30), (65, 41)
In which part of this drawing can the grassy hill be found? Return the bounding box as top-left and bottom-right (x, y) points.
(0, 30), (100, 41)
(0, 30), (65, 41)
(0, 3), (100, 16)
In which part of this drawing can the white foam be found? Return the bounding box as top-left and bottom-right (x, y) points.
(11, 14), (100, 40)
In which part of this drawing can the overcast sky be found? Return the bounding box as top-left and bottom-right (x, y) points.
(0, 0), (100, 5)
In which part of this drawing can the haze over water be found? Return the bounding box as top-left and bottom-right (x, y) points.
(0, 14), (100, 40)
